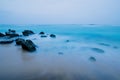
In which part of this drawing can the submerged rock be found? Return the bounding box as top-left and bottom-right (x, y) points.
(91, 48), (104, 53)
(113, 46), (118, 49)
(22, 30), (34, 36)
(99, 43), (110, 47)
(0, 40), (14, 44)
(58, 52), (64, 55)
(40, 35), (47, 38)
(39, 31), (45, 35)
(21, 39), (36, 52)
(65, 40), (70, 42)
(15, 38), (25, 45)
(89, 56), (96, 62)
(0, 32), (5, 37)
(50, 34), (56, 38)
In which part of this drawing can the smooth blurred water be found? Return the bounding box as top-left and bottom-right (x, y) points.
(0, 24), (120, 42)
(0, 24), (120, 80)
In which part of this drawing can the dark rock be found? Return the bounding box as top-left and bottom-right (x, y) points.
(41, 35), (47, 38)
(113, 46), (118, 49)
(91, 48), (104, 53)
(22, 30), (34, 36)
(58, 52), (64, 55)
(15, 38), (25, 45)
(0, 32), (5, 37)
(89, 56), (96, 62)
(50, 34), (56, 38)
(21, 40), (36, 52)
(0, 40), (14, 44)
(5, 29), (19, 38)
(66, 40), (70, 42)
(99, 43), (110, 47)
(39, 32), (45, 35)
(8, 29), (16, 33)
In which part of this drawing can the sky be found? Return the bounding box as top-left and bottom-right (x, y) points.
(0, 0), (120, 25)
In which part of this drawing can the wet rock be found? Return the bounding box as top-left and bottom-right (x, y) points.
(89, 56), (96, 62)
(5, 29), (19, 38)
(99, 43), (110, 47)
(39, 31), (45, 35)
(50, 34), (56, 38)
(58, 52), (64, 55)
(0, 32), (5, 37)
(15, 38), (25, 45)
(41, 35), (47, 38)
(22, 30), (34, 36)
(8, 29), (16, 33)
(21, 40), (36, 52)
(113, 46), (118, 49)
(0, 40), (14, 44)
(91, 48), (104, 53)
(66, 40), (70, 42)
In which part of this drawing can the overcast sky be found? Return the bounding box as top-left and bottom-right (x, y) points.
(0, 0), (120, 24)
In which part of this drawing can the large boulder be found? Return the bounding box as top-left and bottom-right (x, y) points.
(21, 40), (36, 52)
(15, 38), (25, 45)
(22, 30), (34, 36)
(0, 40), (14, 44)
(5, 29), (19, 38)
(0, 32), (5, 37)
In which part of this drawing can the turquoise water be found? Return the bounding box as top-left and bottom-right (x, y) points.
(0, 24), (120, 42)
(0, 24), (120, 80)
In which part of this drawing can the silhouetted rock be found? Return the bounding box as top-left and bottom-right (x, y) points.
(50, 34), (56, 38)
(22, 30), (34, 36)
(0, 40), (14, 44)
(39, 32), (45, 35)
(15, 38), (25, 45)
(89, 56), (96, 62)
(91, 48), (104, 53)
(21, 40), (36, 52)
(0, 32), (5, 37)
(5, 29), (19, 38)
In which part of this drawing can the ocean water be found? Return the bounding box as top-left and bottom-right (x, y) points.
(0, 24), (120, 80)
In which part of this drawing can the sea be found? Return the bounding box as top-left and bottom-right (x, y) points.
(0, 24), (120, 80)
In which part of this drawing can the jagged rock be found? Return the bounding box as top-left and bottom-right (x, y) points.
(15, 38), (25, 45)
(0, 40), (14, 44)
(39, 32), (45, 35)
(21, 40), (36, 52)
(0, 32), (5, 37)
(22, 30), (34, 36)
(50, 34), (56, 38)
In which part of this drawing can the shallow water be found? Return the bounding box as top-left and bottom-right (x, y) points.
(0, 24), (120, 80)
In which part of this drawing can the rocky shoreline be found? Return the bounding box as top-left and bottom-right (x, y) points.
(0, 29), (56, 52)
